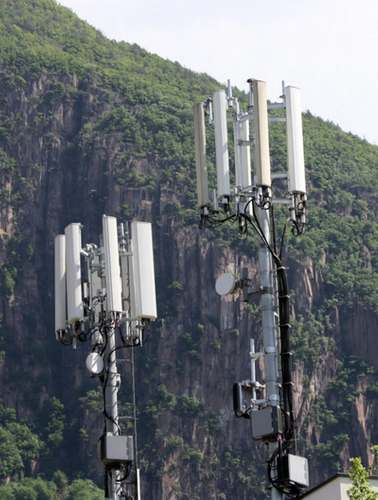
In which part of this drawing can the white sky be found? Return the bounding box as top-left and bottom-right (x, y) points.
(58, 0), (378, 145)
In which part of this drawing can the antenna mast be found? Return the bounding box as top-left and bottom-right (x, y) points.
(54, 215), (157, 500)
(193, 78), (308, 498)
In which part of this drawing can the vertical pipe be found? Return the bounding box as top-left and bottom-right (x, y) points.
(250, 339), (257, 401)
(106, 332), (119, 437)
(105, 326), (120, 500)
(227, 79), (232, 99)
(132, 345), (141, 500)
(233, 103), (241, 188)
(136, 468), (141, 500)
(257, 209), (283, 500)
(271, 484), (283, 500)
(258, 209), (279, 407)
(119, 223), (129, 314)
(102, 219), (121, 499)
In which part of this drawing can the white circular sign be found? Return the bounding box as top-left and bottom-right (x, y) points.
(86, 352), (104, 375)
(215, 272), (236, 296)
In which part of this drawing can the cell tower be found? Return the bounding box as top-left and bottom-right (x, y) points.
(54, 215), (157, 500)
(193, 79), (309, 498)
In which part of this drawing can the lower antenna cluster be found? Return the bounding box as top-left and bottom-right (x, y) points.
(54, 215), (157, 500)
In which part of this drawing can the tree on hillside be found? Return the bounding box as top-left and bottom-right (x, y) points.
(348, 447), (378, 500)
(0, 402), (42, 481)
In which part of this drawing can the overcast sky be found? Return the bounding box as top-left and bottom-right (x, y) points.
(58, 0), (378, 145)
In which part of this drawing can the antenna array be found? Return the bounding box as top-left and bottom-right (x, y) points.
(193, 79), (309, 498)
(54, 215), (157, 500)
(194, 79), (306, 231)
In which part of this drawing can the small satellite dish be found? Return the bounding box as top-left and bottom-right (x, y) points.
(86, 352), (104, 375)
(215, 272), (236, 296)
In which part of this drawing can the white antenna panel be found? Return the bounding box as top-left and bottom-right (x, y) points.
(54, 234), (66, 331)
(252, 80), (271, 188)
(102, 215), (123, 313)
(65, 223), (84, 323)
(238, 119), (252, 189)
(213, 90), (230, 197)
(193, 102), (209, 207)
(130, 221), (157, 320)
(285, 86), (306, 194)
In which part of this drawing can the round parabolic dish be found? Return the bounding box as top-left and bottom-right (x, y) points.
(215, 272), (236, 296)
(86, 352), (104, 375)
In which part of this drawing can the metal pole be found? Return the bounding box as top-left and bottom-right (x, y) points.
(272, 483), (283, 500)
(105, 326), (120, 500)
(258, 209), (280, 407)
(136, 468), (141, 500)
(250, 339), (257, 401)
(257, 208), (283, 500)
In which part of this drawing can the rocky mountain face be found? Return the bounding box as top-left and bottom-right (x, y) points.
(0, 1), (377, 499)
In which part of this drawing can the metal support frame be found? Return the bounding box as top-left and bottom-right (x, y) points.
(258, 208), (280, 409)
(258, 208), (285, 500)
(54, 217), (156, 500)
(195, 78), (309, 499)
(105, 326), (120, 499)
